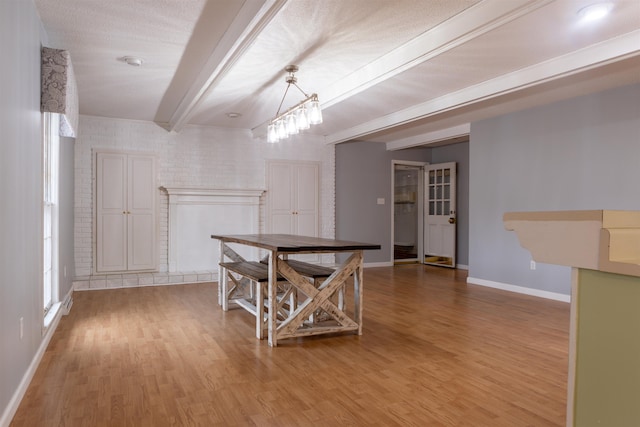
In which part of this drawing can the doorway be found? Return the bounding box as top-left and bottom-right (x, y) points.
(392, 160), (458, 267)
(392, 162), (425, 263)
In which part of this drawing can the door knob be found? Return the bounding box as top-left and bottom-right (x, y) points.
(448, 217), (456, 224)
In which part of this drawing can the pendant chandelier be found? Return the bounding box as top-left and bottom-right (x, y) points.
(267, 65), (322, 143)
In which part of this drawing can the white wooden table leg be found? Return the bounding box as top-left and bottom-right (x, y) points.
(354, 251), (364, 335)
(256, 280), (265, 339)
(218, 240), (226, 306)
(268, 251), (278, 347)
(220, 266), (230, 311)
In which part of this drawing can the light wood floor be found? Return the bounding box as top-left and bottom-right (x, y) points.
(11, 265), (569, 426)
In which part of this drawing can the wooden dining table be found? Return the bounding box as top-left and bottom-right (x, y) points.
(210, 234), (381, 347)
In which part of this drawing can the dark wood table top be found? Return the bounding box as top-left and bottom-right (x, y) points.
(211, 234), (381, 253)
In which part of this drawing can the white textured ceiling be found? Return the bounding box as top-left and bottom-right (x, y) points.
(35, 0), (640, 148)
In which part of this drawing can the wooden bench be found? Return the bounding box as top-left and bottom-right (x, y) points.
(261, 259), (341, 323)
(260, 258), (335, 280)
(219, 261), (270, 339)
(219, 259), (337, 339)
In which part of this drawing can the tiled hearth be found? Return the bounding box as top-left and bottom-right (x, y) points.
(73, 271), (216, 290)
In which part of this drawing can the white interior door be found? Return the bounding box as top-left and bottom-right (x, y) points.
(424, 162), (456, 268)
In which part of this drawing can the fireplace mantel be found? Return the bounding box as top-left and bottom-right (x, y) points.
(161, 187), (265, 202)
(160, 187), (265, 273)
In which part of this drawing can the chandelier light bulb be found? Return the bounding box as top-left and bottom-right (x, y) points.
(309, 99), (323, 125)
(267, 123), (278, 143)
(287, 113), (298, 135)
(296, 105), (310, 130)
(277, 119), (288, 139)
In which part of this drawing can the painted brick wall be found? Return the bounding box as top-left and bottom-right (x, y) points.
(75, 115), (335, 277)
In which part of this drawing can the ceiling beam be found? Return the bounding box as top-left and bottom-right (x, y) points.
(318, 0), (553, 110)
(386, 124), (470, 151)
(161, 0), (287, 133)
(326, 30), (640, 145)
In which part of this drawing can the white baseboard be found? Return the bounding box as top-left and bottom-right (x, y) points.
(456, 264), (469, 270)
(364, 261), (394, 268)
(0, 287), (71, 427)
(467, 276), (570, 303)
(62, 288), (73, 314)
(0, 310), (63, 427)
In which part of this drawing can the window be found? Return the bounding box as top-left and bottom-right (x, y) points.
(43, 113), (59, 318)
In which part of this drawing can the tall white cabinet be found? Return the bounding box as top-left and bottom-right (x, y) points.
(267, 160), (319, 237)
(96, 151), (157, 272)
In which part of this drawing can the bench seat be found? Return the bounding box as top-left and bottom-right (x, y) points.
(219, 259), (339, 339)
(219, 261), (271, 282)
(260, 258), (335, 279)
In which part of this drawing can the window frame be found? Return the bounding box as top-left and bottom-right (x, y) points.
(43, 112), (59, 321)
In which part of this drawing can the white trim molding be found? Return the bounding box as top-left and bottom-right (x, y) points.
(365, 261), (395, 268)
(161, 187), (265, 272)
(0, 286), (72, 427)
(467, 276), (570, 303)
(161, 187), (265, 202)
(386, 124), (470, 151)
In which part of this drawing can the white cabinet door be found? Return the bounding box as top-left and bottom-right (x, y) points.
(97, 154), (127, 271)
(294, 163), (319, 237)
(97, 152), (156, 272)
(127, 155), (156, 270)
(268, 162), (296, 234)
(267, 161), (319, 237)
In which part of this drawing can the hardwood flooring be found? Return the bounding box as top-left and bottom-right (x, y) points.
(11, 265), (569, 426)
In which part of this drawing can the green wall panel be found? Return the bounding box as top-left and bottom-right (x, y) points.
(574, 269), (640, 426)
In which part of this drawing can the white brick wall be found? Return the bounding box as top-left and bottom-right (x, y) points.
(74, 115), (335, 278)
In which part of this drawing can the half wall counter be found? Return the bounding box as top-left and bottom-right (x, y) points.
(504, 210), (640, 427)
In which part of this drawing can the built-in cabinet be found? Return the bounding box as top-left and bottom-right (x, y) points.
(267, 160), (319, 237)
(96, 151), (156, 272)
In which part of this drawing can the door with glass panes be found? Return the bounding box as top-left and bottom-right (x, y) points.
(424, 162), (456, 267)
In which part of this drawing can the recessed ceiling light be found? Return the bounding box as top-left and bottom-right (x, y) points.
(577, 2), (613, 23)
(226, 112), (242, 118)
(121, 56), (144, 66)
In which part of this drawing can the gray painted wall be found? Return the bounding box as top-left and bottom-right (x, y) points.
(430, 141), (469, 267)
(336, 140), (431, 263)
(469, 83), (640, 296)
(1, 0), (48, 420)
